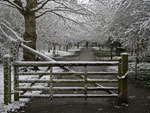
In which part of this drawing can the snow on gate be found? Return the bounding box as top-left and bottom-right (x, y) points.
(3, 54), (128, 105)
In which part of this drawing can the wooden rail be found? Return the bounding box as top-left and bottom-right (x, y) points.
(13, 61), (119, 66)
(3, 53), (128, 104)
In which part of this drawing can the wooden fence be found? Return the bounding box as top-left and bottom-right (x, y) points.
(3, 53), (128, 104)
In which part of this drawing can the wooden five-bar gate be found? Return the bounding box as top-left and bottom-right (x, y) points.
(3, 53), (128, 105)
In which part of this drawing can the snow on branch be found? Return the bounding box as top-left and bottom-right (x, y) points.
(0, 1), (16, 8)
(0, 22), (56, 62)
(51, 11), (82, 25)
(0, 22), (30, 43)
(0, 18), (11, 26)
(0, 0), (23, 11)
(36, 0), (94, 19)
(21, 44), (56, 62)
(32, 0), (54, 12)
(0, 26), (17, 42)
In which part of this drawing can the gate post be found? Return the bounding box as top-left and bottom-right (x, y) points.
(3, 54), (12, 104)
(14, 66), (19, 101)
(119, 53), (128, 103)
(118, 58), (122, 95)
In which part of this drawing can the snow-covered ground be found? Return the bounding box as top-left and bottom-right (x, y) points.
(42, 48), (81, 57)
(92, 46), (108, 51)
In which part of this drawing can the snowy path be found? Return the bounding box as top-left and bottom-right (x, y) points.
(73, 47), (107, 72)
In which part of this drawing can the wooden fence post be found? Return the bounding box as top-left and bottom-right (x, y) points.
(14, 66), (19, 101)
(50, 66), (53, 100)
(3, 54), (12, 104)
(118, 58), (122, 95)
(84, 66), (87, 100)
(120, 53), (128, 103)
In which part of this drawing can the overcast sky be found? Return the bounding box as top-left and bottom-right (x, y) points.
(78, 0), (89, 4)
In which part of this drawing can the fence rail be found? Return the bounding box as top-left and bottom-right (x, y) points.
(17, 72), (118, 76)
(13, 61), (119, 66)
(3, 53), (128, 105)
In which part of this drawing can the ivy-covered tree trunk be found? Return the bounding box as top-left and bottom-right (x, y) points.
(23, 0), (37, 61)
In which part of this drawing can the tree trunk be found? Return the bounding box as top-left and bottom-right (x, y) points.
(136, 41), (140, 64)
(48, 43), (51, 53)
(53, 42), (56, 56)
(110, 45), (113, 60)
(23, 0), (37, 61)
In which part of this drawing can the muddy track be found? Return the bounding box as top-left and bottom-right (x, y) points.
(10, 48), (150, 113)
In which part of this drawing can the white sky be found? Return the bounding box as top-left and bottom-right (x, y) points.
(78, 0), (89, 4)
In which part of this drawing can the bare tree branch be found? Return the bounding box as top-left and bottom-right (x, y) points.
(14, 0), (24, 10)
(50, 11), (83, 26)
(0, 22), (30, 43)
(0, 1), (16, 8)
(0, 0), (25, 15)
(0, 0), (23, 10)
(36, 9), (54, 18)
(32, 0), (53, 12)
(54, 0), (95, 15)
(36, 7), (93, 19)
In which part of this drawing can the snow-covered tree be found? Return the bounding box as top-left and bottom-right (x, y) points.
(108, 0), (150, 60)
(0, 0), (93, 61)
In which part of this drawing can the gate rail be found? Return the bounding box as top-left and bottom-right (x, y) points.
(3, 53), (128, 104)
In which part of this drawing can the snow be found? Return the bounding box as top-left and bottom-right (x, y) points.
(44, 50), (73, 57)
(92, 47), (109, 51)
(3, 54), (11, 58)
(107, 65), (118, 72)
(43, 48), (81, 57)
(137, 63), (150, 70)
(92, 47), (99, 50)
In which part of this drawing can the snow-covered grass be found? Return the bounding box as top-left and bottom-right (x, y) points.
(107, 66), (118, 72)
(42, 48), (81, 57)
(69, 47), (82, 52)
(92, 46), (109, 51)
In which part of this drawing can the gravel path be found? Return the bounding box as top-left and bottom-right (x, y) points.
(11, 48), (150, 113)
